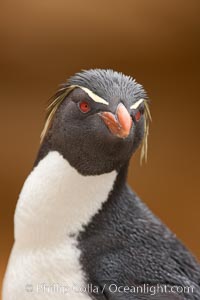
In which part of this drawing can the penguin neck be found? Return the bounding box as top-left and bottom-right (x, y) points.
(15, 150), (117, 247)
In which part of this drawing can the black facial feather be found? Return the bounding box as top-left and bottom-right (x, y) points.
(37, 69), (149, 174)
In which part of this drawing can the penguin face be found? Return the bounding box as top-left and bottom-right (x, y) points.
(42, 69), (150, 175)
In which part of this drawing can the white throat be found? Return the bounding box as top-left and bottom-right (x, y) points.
(14, 151), (117, 246)
(4, 151), (117, 300)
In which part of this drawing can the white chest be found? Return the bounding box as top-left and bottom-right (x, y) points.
(3, 151), (117, 300)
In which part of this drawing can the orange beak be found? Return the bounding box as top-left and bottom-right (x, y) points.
(99, 103), (132, 138)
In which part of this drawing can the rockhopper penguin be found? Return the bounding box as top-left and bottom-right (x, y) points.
(3, 69), (200, 300)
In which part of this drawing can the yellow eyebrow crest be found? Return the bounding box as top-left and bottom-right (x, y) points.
(77, 86), (109, 105)
(130, 98), (144, 110)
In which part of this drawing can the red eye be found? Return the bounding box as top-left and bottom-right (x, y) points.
(135, 111), (141, 122)
(79, 101), (91, 113)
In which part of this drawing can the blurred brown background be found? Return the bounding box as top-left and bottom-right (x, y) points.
(0, 0), (200, 295)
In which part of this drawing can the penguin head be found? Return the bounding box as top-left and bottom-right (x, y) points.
(41, 69), (151, 175)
